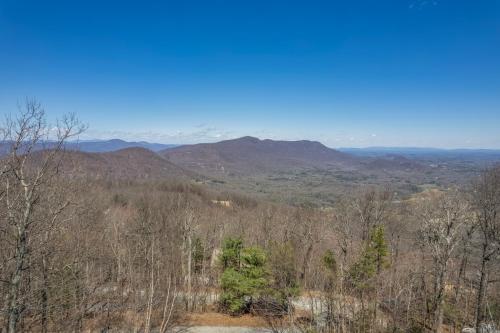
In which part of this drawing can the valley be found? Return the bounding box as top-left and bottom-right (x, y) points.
(52, 137), (500, 206)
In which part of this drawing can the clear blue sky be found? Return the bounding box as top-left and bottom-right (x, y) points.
(1, 0), (499, 148)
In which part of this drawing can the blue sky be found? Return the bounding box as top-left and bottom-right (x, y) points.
(0, 1), (499, 148)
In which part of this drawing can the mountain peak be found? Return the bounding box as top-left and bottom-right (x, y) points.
(161, 136), (353, 176)
(224, 136), (326, 147)
(226, 136), (261, 143)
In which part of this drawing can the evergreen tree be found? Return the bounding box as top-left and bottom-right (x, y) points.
(219, 238), (269, 314)
(220, 237), (243, 270)
(349, 225), (389, 291)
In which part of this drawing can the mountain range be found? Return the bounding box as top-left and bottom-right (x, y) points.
(3, 137), (499, 205)
(339, 147), (500, 160)
(65, 139), (178, 152)
(0, 139), (177, 156)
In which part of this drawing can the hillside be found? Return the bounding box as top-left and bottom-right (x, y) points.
(57, 147), (196, 180)
(160, 136), (359, 176)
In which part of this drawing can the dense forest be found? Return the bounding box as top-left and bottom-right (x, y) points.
(1, 103), (499, 333)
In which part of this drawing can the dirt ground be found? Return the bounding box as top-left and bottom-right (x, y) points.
(182, 312), (268, 327)
(172, 327), (271, 333)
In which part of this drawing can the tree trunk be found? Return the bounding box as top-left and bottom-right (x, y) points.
(475, 246), (488, 332)
(433, 262), (447, 333)
(187, 232), (192, 311)
(41, 254), (49, 333)
(7, 224), (28, 333)
(301, 243), (313, 288)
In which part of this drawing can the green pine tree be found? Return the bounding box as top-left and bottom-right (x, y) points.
(349, 225), (389, 291)
(219, 238), (269, 315)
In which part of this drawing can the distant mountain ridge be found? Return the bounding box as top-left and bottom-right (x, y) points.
(6, 136), (497, 186)
(339, 147), (500, 162)
(339, 147), (500, 153)
(0, 139), (178, 155)
(5, 136), (495, 205)
(160, 136), (362, 176)
(65, 139), (178, 152)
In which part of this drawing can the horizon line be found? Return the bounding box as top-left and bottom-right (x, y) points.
(64, 137), (500, 151)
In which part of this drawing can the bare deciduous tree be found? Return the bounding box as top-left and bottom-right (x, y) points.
(0, 99), (85, 333)
(416, 189), (471, 332)
(472, 166), (500, 331)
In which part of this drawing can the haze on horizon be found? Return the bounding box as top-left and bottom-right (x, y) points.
(1, 1), (499, 148)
